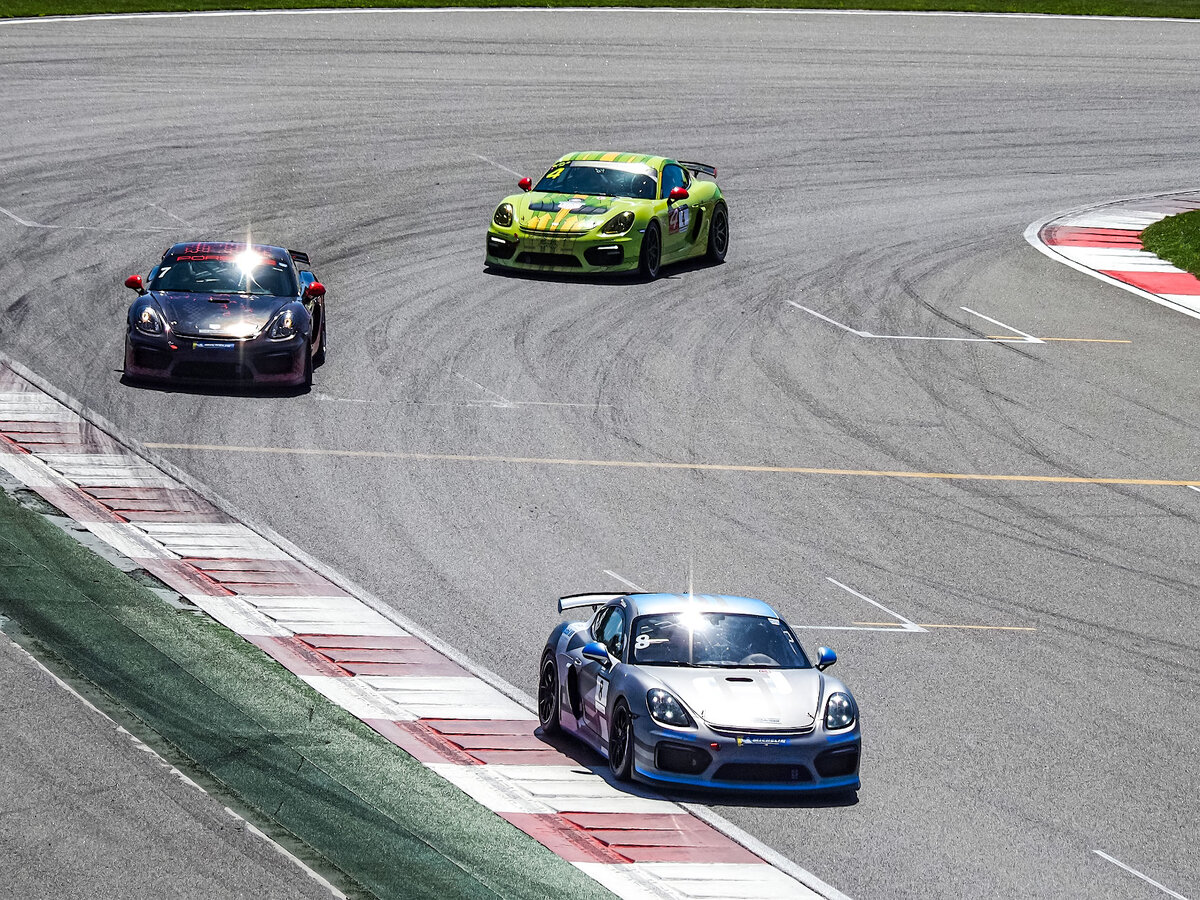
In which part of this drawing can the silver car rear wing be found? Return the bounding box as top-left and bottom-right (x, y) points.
(557, 592), (627, 614)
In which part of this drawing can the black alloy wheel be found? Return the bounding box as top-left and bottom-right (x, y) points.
(538, 653), (561, 734)
(638, 221), (662, 281)
(707, 203), (729, 263)
(608, 700), (634, 781)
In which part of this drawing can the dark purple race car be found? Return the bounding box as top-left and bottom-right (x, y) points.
(123, 242), (327, 388)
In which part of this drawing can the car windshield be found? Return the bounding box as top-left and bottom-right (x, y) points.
(630, 611), (812, 669)
(150, 254), (297, 297)
(534, 161), (658, 199)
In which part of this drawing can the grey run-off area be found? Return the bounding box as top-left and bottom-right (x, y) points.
(1, 8), (1199, 900)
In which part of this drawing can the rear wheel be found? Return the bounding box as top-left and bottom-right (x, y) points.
(608, 700), (634, 781)
(706, 202), (729, 263)
(537, 653), (561, 734)
(638, 221), (662, 281)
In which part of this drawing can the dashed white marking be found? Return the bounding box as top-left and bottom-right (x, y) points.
(827, 578), (927, 633)
(1094, 850), (1190, 900)
(453, 370), (516, 408)
(604, 570), (648, 592)
(473, 153), (525, 179)
(960, 307), (1043, 344)
(788, 301), (1042, 344)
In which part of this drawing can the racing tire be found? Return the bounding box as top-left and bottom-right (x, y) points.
(300, 340), (313, 389)
(638, 221), (662, 281)
(312, 314), (326, 367)
(706, 202), (729, 263)
(608, 700), (635, 781)
(537, 652), (561, 735)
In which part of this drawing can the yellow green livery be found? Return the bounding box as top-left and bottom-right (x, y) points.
(485, 151), (729, 279)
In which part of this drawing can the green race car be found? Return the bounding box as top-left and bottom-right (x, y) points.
(485, 151), (729, 280)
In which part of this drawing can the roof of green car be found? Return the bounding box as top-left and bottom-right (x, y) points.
(557, 151), (668, 169)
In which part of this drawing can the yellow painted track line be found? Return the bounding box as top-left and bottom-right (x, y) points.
(142, 443), (1200, 487)
(853, 622), (1037, 631)
(985, 335), (1131, 343)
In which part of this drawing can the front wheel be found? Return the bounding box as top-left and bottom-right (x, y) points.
(537, 653), (561, 734)
(638, 221), (662, 281)
(608, 700), (634, 781)
(312, 313), (326, 367)
(300, 340), (313, 389)
(706, 202), (729, 263)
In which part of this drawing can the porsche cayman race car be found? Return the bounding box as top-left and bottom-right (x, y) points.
(538, 592), (861, 793)
(486, 152), (729, 279)
(123, 242), (327, 388)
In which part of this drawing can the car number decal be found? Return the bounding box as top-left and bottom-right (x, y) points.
(596, 674), (609, 709)
(668, 205), (690, 235)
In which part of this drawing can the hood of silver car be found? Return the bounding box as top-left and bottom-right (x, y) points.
(648, 667), (821, 731)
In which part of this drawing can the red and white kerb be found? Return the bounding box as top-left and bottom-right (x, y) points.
(1027, 191), (1200, 319)
(0, 362), (847, 900)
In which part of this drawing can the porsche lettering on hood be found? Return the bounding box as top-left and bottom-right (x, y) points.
(649, 667), (821, 732)
(152, 290), (285, 338)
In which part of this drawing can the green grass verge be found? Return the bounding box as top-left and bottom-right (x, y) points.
(2, 0), (1200, 19)
(0, 486), (616, 900)
(1140, 210), (1200, 280)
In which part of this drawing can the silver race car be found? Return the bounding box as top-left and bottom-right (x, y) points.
(538, 592), (861, 793)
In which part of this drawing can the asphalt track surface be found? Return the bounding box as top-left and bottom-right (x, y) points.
(1, 8), (1199, 899)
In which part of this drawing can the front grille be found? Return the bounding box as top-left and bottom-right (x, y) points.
(708, 724), (814, 738)
(515, 252), (581, 268)
(713, 763), (813, 784)
(655, 742), (711, 775)
(133, 347), (171, 370)
(814, 747), (859, 778)
(172, 361), (253, 381)
(173, 332), (252, 342)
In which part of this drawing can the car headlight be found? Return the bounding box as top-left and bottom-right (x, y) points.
(600, 211), (635, 235)
(825, 692), (856, 730)
(647, 688), (695, 728)
(134, 305), (164, 336)
(268, 307), (299, 341)
(493, 203), (514, 228)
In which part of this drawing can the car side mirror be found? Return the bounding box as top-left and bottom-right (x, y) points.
(124, 274), (146, 295)
(668, 186), (689, 204)
(304, 281), (326, 300)
(518, 177), (533, 192)
(816, 647), (837, 671)
(582, 641), (611, 666)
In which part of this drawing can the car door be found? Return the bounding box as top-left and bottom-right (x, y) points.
(661, 163), (697, 261)
(579, 604), (628, 743)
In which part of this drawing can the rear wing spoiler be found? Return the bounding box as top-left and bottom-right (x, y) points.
(558, 592), (627, 614)
(679, 160), (717, 179)
(288, 249), (311, 267)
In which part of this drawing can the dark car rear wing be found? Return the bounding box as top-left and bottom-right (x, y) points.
(287, 249), (311, 267)
(679, 160), (717, 179)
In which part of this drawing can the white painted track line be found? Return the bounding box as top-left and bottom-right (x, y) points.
(1094, 850), (1191, 900)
